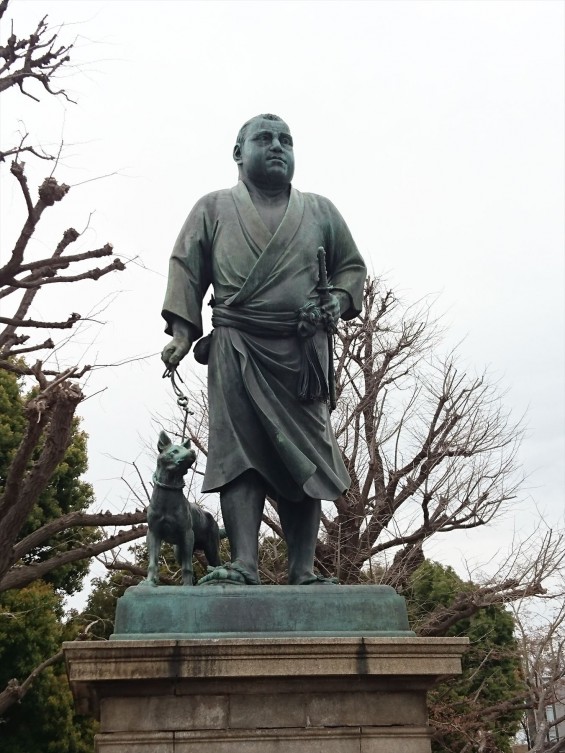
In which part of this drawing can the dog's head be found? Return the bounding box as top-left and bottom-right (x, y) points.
(156, 430), (197, 477)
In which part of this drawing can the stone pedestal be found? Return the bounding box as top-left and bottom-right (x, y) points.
(64, 635), (468, 752)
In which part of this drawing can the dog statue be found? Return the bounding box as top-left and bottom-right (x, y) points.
(145, 430), (223, 586)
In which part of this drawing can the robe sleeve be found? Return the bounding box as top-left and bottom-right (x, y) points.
(321, 198), (367, 320)
(161, 196), (214, 338)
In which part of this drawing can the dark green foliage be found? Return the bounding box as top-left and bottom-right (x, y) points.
(0, 370), (99, 749)
(406, 561), (523, 752)
(0, 369), (26, 483)
(0, 582), (96, 752)
(19, 420), (100, 595)
(0, 369), (98, 595)
(80, 571), (132, 640)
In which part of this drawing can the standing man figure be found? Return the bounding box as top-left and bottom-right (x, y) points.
(161, 114), (366, 585)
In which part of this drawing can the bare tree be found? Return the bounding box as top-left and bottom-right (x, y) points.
(0, 0), (73, 163)
(164, 278), (563, 626)
(416, 529), (565, 638)
(515, 600), (565, 752)
(300, 279), (524, 585)
(419, 593), (565, 753)
(0, 0), (149, 710)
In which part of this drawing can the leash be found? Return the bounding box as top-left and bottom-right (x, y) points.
(162, 367), (193, 441)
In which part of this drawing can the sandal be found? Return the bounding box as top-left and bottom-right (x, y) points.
(197, 561), (260, 586)
(297, 573), (340, 585)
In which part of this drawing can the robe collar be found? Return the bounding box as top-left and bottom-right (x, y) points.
(227, 181), (305, 307)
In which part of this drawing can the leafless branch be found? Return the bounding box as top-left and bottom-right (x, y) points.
(12, 509), (147, 561)
(0, 11), (74, 102)
(0, 525), (147, 592)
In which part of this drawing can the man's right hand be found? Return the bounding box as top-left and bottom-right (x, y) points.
(161, 335), (192, 369)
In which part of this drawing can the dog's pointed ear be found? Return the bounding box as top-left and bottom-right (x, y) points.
(158, 430), (172, 452)
(181, 438), (192, 450)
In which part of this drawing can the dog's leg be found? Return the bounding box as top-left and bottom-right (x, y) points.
(146, 528), (161, 585)
(177, 529), (195, 586)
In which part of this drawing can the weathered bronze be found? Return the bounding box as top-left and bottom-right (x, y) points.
(161, 114), (366, 585)
(113, 584), (414, 638)
(145, 431), (223, 585)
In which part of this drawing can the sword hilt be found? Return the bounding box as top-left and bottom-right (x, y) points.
(317, 246), (332, 302)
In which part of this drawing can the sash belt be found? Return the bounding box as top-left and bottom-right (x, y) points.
(212, 304), (298, 336)
(193, 303), (329, 403)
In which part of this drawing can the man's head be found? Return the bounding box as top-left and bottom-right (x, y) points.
(233, 114), (294, 190)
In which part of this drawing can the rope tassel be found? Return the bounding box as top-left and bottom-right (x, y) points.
(297, 303), (329, 402)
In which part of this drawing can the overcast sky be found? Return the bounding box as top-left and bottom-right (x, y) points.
(1, 0), (563, 590)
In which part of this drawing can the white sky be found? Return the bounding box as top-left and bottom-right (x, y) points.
(1, 0), (563, 591)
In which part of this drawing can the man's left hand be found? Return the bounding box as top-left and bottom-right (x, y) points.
(320, 293), (341, 327)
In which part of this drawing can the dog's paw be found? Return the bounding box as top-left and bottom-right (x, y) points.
(140, 576), (159, 587)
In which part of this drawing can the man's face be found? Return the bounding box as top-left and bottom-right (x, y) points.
(234, 118), (295, 189)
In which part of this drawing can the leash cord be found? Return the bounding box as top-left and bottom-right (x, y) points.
(162, 367), (193, 440)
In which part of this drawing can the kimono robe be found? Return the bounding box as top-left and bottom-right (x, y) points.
(162, 181), (366, 502)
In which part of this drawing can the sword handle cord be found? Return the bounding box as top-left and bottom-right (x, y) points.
(316, 246), (337, 412)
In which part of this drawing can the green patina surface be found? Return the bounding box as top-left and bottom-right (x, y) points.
(111, 584), (414, 639)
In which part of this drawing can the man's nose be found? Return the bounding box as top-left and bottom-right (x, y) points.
(270, 137), (283, 151)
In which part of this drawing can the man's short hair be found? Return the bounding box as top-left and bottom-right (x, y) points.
(236, 114), (287, 147)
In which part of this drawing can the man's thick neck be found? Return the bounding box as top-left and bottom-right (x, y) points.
(242, 179), (290, 205)
(241, 180), (290, 235)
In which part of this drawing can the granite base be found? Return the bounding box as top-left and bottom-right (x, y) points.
(64, 636), (468, 753)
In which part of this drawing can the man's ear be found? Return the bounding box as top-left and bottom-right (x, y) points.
(233, 143), (242, 164)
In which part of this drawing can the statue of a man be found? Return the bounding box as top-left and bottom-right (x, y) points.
(161, 114), (366, 585)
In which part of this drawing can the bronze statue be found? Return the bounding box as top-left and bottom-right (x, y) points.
(145, 431), (224, 586)
(161, 114), (366, 585)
